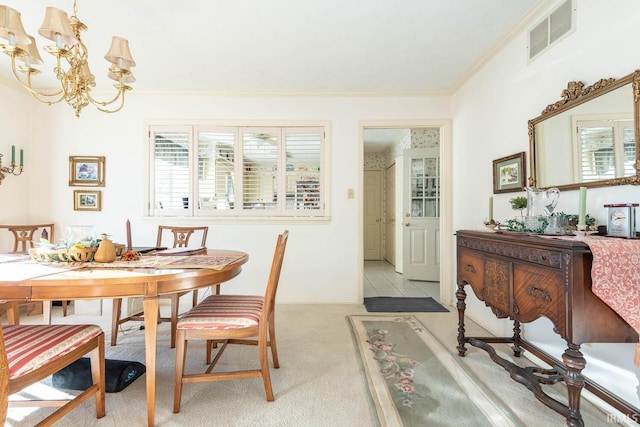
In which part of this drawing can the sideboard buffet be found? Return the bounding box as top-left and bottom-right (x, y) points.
(455, 229), (639, 426)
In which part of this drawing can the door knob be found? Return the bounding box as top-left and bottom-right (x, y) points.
(404, 222), (410, 227)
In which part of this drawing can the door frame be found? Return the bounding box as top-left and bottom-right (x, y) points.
(358, 120), (453, 306)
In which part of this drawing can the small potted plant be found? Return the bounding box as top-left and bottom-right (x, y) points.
(509, 196), (527, 218)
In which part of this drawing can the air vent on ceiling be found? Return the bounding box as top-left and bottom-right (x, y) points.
(528, 0), (575, 62)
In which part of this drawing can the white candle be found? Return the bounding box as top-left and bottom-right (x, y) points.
(578, 187), (587, 229)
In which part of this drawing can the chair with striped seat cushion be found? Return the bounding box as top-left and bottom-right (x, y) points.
(0, 324), (105, 426)
(173, 231), (289, 413)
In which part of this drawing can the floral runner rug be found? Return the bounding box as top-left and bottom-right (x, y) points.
(348, 315), (521, 427)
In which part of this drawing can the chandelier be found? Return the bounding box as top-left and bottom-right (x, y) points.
(0, 0), (135, 117)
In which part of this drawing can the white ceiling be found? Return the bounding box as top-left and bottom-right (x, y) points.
(363, 129), (409, 153)
(0, 0), (543, 149)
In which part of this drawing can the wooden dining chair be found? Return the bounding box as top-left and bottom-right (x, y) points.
(173, 231), (288, 413)
(111, 225), (210, 348)
(156, 225), (214, 305)
(0, 224), (54, 254)
(0, 224), (69, 318)
(0, 319), (106, 426)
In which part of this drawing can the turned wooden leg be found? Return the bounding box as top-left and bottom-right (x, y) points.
(456, 282), (468, 356)
(562, 343), (586, 427)
(511, 320), (523, 357)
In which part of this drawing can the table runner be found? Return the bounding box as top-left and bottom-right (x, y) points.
(94, 254), (245, 270)
(579, 236), (640, 367)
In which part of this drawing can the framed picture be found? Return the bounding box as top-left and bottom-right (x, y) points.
(69, 156), (105, 187)
(493, 152), (526, 194)
(74, 190), (101, 211)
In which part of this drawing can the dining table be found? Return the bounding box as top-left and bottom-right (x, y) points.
(0, 249), (249, 427)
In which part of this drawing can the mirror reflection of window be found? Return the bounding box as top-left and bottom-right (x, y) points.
(573, 117), (633, 182)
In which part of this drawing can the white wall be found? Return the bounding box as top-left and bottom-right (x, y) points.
(451, 0), (640, 408)
(2, 91), (450, 305)
(0, 83), (34, 236)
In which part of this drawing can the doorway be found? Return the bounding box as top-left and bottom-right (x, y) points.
(362, 125), (448, 301)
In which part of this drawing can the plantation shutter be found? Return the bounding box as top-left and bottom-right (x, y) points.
(197, 128), (237, 215)
(284, 128), (324, 216)
(622, 124), (635, 176)
(150, 126), (192, 216)
(578, 125), (614, 182)
(241, 129), (279, 215)
(576, 119), (632, 182)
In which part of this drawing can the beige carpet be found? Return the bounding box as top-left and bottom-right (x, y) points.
(5, 303), (626, 426)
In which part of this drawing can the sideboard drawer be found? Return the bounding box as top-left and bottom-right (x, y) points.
(457, 250), (484, 289)
(513, 263), (565, 335)
(458, 249), (511, 317)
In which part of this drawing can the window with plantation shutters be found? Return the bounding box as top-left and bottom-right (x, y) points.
(149, 124), (326, 218)
(573, 118), (633, 182)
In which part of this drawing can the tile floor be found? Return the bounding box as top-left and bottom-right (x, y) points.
(363, 260), (440, 301)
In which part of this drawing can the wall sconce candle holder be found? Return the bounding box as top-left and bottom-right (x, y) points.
(0, 152), (24, 185)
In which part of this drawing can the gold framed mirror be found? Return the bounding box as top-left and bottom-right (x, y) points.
(528, 69), (640, 191)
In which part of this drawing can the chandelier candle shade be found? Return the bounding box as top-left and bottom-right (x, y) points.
(0, 144), (24, 185)
(0, 1), (136, 117)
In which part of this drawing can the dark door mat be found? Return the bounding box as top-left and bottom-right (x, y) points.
(364, 297), (449, 312)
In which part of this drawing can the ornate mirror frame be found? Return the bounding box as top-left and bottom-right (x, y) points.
(528, 69), (640, 190)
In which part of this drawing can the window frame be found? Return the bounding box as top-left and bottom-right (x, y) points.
(147, 121), (329, 219)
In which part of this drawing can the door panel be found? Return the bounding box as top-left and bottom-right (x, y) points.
(364, 170), (382, 260)
(403, 148), (440, 281)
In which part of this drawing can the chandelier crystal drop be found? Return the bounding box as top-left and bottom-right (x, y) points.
(0, 0), (135, 117)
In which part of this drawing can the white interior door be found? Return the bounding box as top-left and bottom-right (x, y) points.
(402, 148), (440, 281)
(384, 163), (396, 265)
(364, 170), (382, 260)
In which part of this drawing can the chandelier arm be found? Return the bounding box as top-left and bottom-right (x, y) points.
(86, 86), (125, 107)
(88, 88), (127, 114)
(8, 55), (65, 104)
